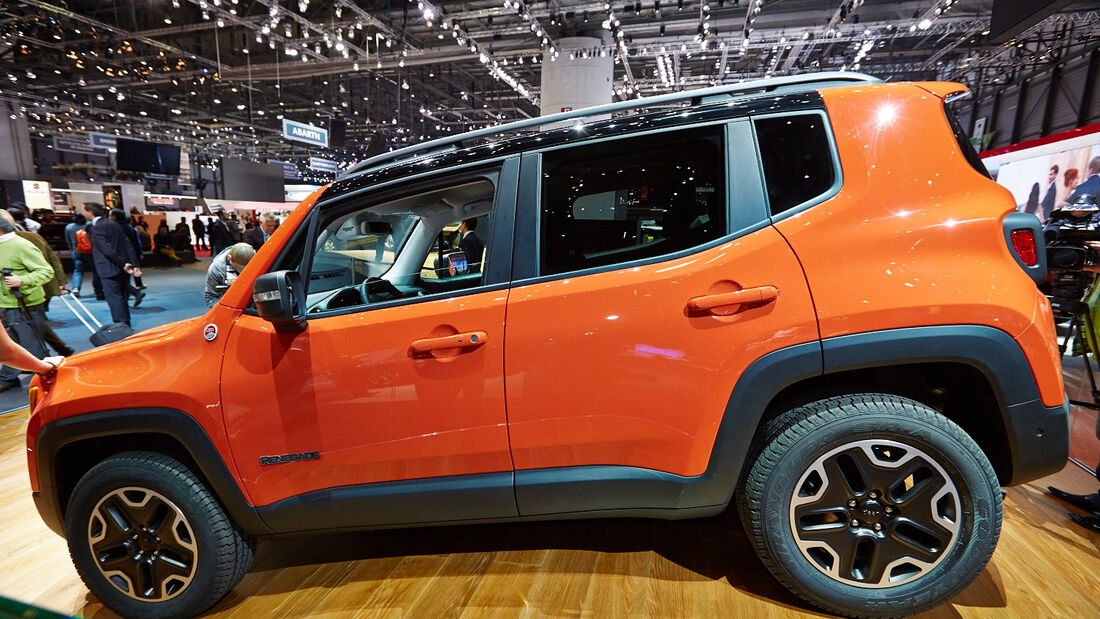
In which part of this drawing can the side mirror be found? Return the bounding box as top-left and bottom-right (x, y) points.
(252, 270), (307, 333)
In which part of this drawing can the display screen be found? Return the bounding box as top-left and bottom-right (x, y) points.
(115, 138), (182, 176)
(221, 157), (286, 202)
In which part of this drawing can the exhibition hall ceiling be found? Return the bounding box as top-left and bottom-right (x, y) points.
(0, 0), (1097, 163)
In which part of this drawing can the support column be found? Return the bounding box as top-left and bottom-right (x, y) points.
(540, 34), (613, 124)
(1011, 78), (1029, 144)
(0, 101), (34, 180)
(1079, 48), (1098, 129)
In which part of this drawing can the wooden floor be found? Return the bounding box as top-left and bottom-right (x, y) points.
(1, 410), (1099, 618)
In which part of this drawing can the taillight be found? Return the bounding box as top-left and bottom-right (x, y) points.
(1011, 229), (1038, 266)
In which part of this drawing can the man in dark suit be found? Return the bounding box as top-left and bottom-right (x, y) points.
(243, 212), (278, 250)
(457, 218), (485, 273)
(191, 216), (207, 251)
(1067, 157), (1100, 204)
(207, 211), (234, 258)
(84, 202), (141, 327)
(1040, 164), (1058, 222)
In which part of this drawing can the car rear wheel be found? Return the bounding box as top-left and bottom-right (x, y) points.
(65, 451), (253, 619)
(738, 394), (1002, 617)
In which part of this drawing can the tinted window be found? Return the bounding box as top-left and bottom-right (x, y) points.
(944, 105), (991, 178)
(539, 127), (726, 276)
(298, 177), (496, 314)
(754, 114), (836, 215)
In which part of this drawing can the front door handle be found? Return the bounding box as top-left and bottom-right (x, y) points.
(410, 331), (488, 355)
(687, 286), (779, 314)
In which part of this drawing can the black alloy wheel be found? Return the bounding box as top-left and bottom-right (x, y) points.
(87, 486), (198, 601)
(790, 439), (960, 587)
(738, 394), (1002, 618)
(65, 451), (253, 619)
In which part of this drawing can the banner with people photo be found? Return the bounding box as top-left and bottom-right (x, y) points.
(983, 127), (1100, 223)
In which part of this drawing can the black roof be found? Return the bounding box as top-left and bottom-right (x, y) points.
(322, 89), (827, 202)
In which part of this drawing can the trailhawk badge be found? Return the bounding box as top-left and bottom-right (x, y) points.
(203, 324), (218, 341)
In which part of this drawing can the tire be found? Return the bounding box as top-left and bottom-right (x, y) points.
(738, 394), (1002, 618)
(64, 451), (253, 619)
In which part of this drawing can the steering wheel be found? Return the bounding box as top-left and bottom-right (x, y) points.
(359, 276), (404, 304)
(323, 285), (365, 311)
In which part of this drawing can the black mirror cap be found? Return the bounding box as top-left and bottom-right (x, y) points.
(253, 270), (307, 333)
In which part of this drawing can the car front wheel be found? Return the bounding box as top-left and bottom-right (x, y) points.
(738, 394), (1002, 617)
(65, 451), (253, 619)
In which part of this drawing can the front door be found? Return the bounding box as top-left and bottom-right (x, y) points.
(503, 122), (820, 512)
(220, 162), (518, 528)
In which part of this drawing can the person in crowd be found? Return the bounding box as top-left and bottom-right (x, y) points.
(1048, 484), (1100, 533)
(64, 213), (102, 299)
(207, 211), (234, 257)
(0, 210), (56, 392)
(243, 212), (278, 250)
(110, 208), (146, 305)
(1067, 157), (1100, 204)
(1040, 164), (1059, 222)
(204, 243), (256, 308)
(191, 216), (208, 252)
(11, 202), (40, 233)
(3, 211), (73, 357)
(135, 223), (152, 265)
(228, 213), (243, 243)
(1022, 183), (1040, 216)
(171, 222), (192, 252)
(85, 202), (141, 327)
(7, 207), (29, 232)
(458, 217), (485, 273)
(153, 223), (183, 266)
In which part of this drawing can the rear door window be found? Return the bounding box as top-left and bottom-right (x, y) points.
(754, 113), (837, 216)
(538, 126), (727, 277)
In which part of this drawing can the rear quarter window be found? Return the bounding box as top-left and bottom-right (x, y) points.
(944, 106), (992, 179)
(754, 113), (837, 216)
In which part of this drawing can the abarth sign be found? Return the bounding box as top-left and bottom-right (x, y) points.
(282, 119), (329, 148)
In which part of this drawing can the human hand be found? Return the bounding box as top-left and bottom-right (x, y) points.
(123, 263), (133, 274)
(132, 268), (142, 279)
(37, 356), (64, 375)
(3, 274), (23, 288)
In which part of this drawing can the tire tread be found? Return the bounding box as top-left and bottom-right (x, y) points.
(737, 393), (1002, 618)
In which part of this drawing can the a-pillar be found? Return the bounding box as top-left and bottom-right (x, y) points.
(540, 34), (613, 123)
(0, 101), (34, 180)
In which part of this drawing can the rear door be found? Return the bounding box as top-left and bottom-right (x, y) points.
(503, 120), (820, 514)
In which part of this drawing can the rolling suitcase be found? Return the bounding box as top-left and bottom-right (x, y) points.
(58, 294), (136, 346)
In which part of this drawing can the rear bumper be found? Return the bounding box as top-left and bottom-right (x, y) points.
(1004, 396), (1070, 485)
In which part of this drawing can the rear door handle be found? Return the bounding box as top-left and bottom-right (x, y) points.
(687, 286), (778, 314)
(410, 331), (488, 354)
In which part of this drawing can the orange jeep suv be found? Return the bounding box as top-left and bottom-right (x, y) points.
(26, 72), (1068, 618)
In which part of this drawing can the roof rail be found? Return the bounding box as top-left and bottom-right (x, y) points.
(343, 71), (880, 178)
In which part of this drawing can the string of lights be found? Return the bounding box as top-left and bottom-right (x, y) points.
(412, 0), (539, 104)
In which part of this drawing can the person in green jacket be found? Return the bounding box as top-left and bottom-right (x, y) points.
(0, 210), (55, 392)
(12, 224), (73, 357)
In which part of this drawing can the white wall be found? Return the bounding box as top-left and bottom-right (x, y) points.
(540, 35), (613, 129)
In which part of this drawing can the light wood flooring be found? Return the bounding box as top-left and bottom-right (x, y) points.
(1, 408), (1099, 618)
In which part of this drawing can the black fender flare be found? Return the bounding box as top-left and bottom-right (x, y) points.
(32, 407), (272, 536)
